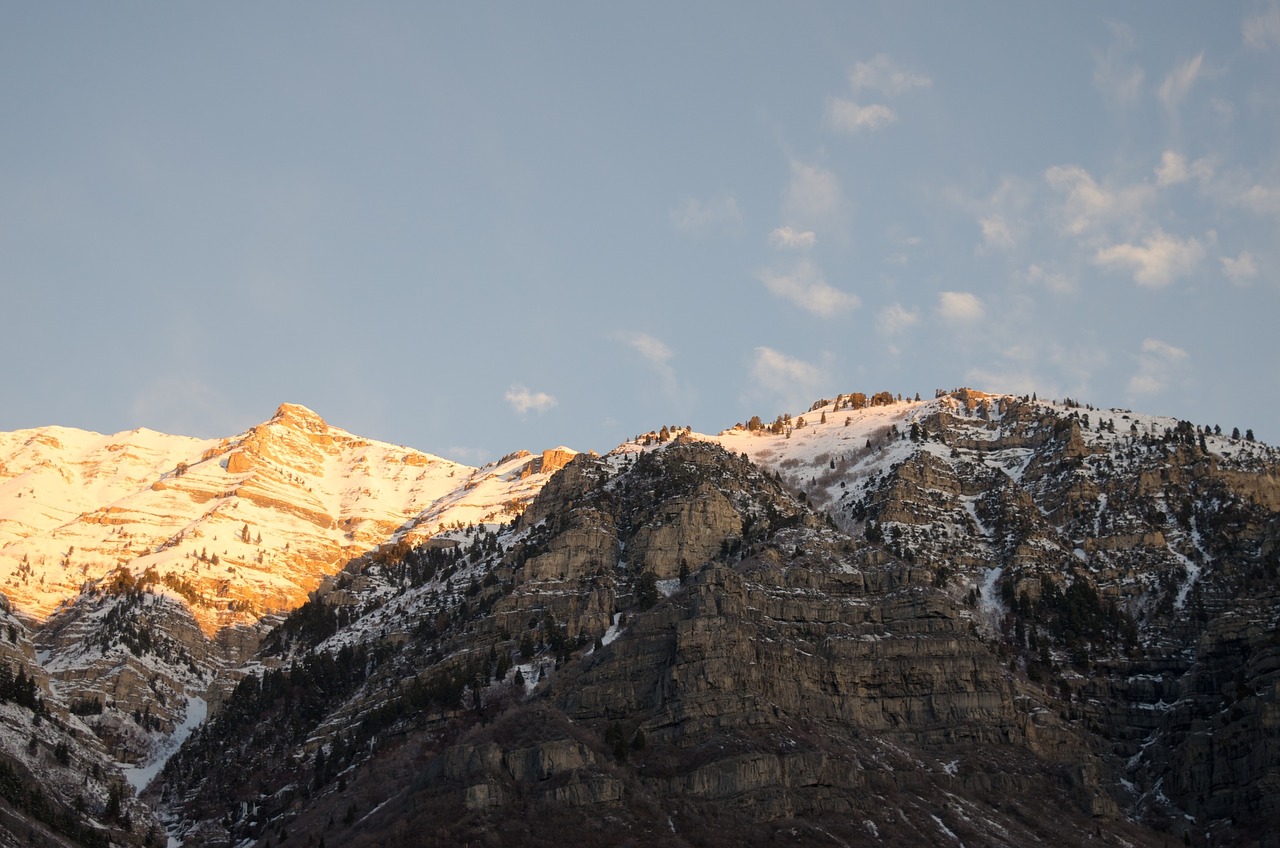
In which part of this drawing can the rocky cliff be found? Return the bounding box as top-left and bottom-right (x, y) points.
(0, 391), (1276, 847)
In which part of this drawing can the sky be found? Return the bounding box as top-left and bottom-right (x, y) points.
(3, 3), (1278, 461)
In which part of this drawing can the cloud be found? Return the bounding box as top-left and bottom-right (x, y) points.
(504, 385), (557, 416)
(1221, 251), (1259, 284)
(1158, 52), (1204, 113)
(669, 193), (743, 235)
(877, 303), (920, 336)
(849, 54), (932, 95)
(782, 160), (846, 234)
(1044, 163), (1156, 235)
(978, 216), (1016, 251)
(1092, 229), (1205, 288)
(937, 291), (985, 324)
(768, 226), (817, 250)
(1154, 151), (1184, 187)
(1093, 22), (1145, 106)
(824, 98), (897, 133)
(1244, 6), (1280, 49)
(1239, 184), (1280, 214)
(614, 330), (689, 405)
(1129, 338), (1190, 395)
(749, 347), (828, 410)
(1154, 151), (1213, 187)
(613, 330), (672, 366)
(757, 260), (860, 317)
(1024, 264), (1076, 295)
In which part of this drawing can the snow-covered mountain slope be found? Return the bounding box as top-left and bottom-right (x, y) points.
(0, 404), (571, 634)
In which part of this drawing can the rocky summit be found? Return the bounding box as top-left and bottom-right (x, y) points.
(0, 390), (1276, 847)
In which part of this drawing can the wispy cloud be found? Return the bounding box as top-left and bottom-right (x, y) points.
(748, 347), (828, 411)
(1044, 163), (1156, 235)
(937, 291), (985, 324)
(1157, 52), (1205, 114)
(1238, 184), (1280, 215)
(978, 216), (1016, 252)
(1244, 5), (1280, 49)
(1221, 251), (1258, 284)
(504, 385), (557, 416)
(1155, 150), (1214, 187)
(614, 330), (672, 366)
(768, 226), (817, 250)
(849, 54), (932, 95)
(614, 330), (689, 406)
(824, 98), (897, 134)
(782, 159), (846, 235)
(1093, 22), (1145, 106)
(1129, 338), (1190, 395)
(1023, 264), (1077, 295)
(877, 302), (920, 336)
(669, 192), (743, 235)
(757, 260), (860, 317)
(1093, 229), (1206, 288)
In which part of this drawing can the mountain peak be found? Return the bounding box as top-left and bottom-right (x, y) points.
(270, 402), (328, 431)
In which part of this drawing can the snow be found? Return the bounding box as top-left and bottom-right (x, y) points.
(601, 612), (624, 647)
(656, 578), (680, 597)
(122, 695), (207, 793)
(930, 814), (961, 842)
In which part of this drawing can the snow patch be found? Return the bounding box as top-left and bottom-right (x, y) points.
(122, 695), (207, 793)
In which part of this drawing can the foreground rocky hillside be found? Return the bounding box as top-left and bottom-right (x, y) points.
(0, 389), (1275, 846)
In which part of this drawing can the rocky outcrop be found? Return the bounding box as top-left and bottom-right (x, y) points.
(628, 483), (742, 579)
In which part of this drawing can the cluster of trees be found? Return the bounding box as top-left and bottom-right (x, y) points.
(999, 573), (1138, 679)
(0, 664), (45, 715)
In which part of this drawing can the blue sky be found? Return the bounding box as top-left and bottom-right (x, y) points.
(3, 3), (1278, 460)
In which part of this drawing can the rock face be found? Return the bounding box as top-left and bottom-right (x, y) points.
(3, 390), (1277, 848)
(152, 434), (1238, 848)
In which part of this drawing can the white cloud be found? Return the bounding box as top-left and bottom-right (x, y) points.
(782, 160), (846, 234)
(978, 216), (1016, 251)
(824, 98), (897, 133)
(1093, 22), (1145, 106)
(1155, 151), (1188, 186)
(768, 226), (817, 250)
(504, 385), (557, 416)
(1244, 6), (1280, 49)
(1129, 338), (1190, 395)
(613, 330), (672, 366)
(877, 303), (920, 336)
(1158, 52), (1204, 113)
(937, 291), (985, 324)
(849, 54), (932, 95)
(614, 331), (689, 405)
(1024, 264), (1076, 295)
(749, 347), (827, 409)
(1239, 184), (1280, 214)
(757, 260), (860, 317)
(1044, 163), (1156, 235)
(1220, 251), (1259, 284)
(1093, 230), (1205, 288)
(1154, 151), (1214, 187)
(669, 193), (743, 235)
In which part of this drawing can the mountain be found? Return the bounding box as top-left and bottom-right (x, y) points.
(0, 390), (1276, 847)
(0, 403), (575, 846)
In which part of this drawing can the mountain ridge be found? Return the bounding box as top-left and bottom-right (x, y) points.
(0, 388), (1275, 847)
